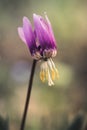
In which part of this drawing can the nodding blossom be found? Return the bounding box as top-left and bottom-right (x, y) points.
(18, 13), (59, 86)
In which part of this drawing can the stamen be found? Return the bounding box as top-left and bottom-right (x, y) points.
(50, 58), (56, 68)
(47, 59), (55, 80)
(50, 58), (59, 79)
(40, 61), (47, 82)
(47, 59), (53, 70)
(40, 60), (57, 86)
(40, 70), (45, 82)
(45, 70), (48, 80)
(48, 68), (54, 86)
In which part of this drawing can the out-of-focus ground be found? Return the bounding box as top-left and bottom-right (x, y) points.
(0, 0), (87, 130)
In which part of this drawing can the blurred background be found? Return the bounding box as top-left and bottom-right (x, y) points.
(0, 0), (87, 130)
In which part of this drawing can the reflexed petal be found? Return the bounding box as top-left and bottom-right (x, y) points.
(18, 27), (27, 44)
(33, 14), (53, 50)
(45, 14), (57, 48)
(23, 16), (37, 54)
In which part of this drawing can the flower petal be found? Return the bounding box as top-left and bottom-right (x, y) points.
(23, 16), (37, 54)
(18, 27), (27, 44)
(45, 14), (57, 48)
(33, 14), (53, 50)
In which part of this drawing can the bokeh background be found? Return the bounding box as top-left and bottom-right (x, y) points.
(0, 0), (87, 130)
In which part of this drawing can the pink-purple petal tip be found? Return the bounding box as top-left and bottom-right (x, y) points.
(18, 27), (27, 44)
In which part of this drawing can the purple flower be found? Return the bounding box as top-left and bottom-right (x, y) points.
(18, 13), (59, 86)
(33, 14), (57, 51)
(18, 17), (37, 55)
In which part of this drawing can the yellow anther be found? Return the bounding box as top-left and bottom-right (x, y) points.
(46, 70), (48, 80)
(40, 70), (45, 82)
(51, 69), (56, 80)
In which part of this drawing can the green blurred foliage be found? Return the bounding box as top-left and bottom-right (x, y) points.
(0, 0), (87, 129)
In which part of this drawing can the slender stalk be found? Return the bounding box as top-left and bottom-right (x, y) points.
(20, 60), (37, 130)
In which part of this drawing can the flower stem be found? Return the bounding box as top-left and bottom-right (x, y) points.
(20, 60), (37, 130)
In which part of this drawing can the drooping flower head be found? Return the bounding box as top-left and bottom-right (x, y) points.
(18, 13), (59, 86)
